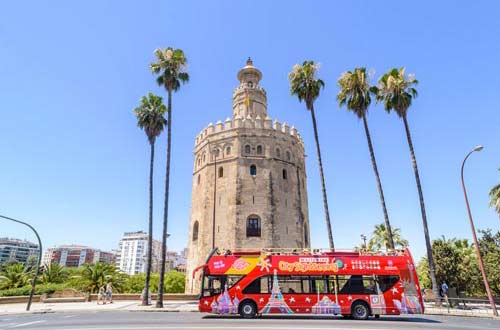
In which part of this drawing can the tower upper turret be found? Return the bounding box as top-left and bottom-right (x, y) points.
(232, 58), (268, 119)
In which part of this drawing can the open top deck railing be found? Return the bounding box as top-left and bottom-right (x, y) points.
(214, 247), (410, 258)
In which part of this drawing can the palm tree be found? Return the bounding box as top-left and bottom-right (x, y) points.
(289, 61), (334, 249)
(77, 262), (126, 294)
(40, 263), (68, 284)
(0, 262), (30, 289)
(368, 223), (409, 251)
(376, 67), (440, 303)
(134, 92), (167, 305)
(489, 169), (500, 216)
(150, 47), (189, 307)
(337, 68), (395, 249)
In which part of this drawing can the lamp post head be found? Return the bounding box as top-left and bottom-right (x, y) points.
(473, 145), (484, 152)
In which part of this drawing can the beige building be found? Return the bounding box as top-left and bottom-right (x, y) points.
(185, 59), (310, 293)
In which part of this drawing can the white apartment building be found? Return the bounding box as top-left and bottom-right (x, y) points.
(115, 231), (161, 275)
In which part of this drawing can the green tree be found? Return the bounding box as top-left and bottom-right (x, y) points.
(134, 92), (167, 305)
(375, 67), (439, 302)
(164, 271), (185, 293)
(368, 223), (408, 251)
(123, 273), (160, 293)
(478, 229), (500, 296)
(489, 169), (500, 216)
(337, 68), (395, 249)
(417, 237), (482, 296)
(150, 47), (189, 307)
(0, 262), (30, 289)
(289, 61), (334, 249)
(40, 263), (69, 284)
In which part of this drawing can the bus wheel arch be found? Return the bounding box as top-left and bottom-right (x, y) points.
(238, 299), (257, 318)
(351, 299), (371, 320)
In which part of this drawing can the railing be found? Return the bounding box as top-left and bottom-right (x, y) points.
(215, 247), (409, 257)
(424, 297), (500, 317)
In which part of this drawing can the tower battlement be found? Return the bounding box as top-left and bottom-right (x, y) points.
(194, 116), (304, 147)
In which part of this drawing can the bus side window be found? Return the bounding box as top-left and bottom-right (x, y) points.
(243, 276), (269, 294)
(378, 275), (400, 292)
(338, 275), (365, 294)
(363, 277), (377, 294)
(310, 276), (328, 294)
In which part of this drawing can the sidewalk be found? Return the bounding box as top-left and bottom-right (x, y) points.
(0, 300), (199, 315)
(424, 303), (499, 318)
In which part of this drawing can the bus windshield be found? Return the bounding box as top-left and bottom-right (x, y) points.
(202, 274), (243, 297)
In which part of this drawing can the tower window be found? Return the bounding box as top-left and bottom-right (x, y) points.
(250, 165), (257, 176)
(276, 148), (281, 158)
(197, 174), (200, 185)
(193, 221), (199, 241)
(245, 145), (251, 154)
(282, 169), (287, 180)
(286, 151), (291, 161)
(218, 166), (224, 178)
(246, 216), (261, 237)
(226, 146), (231, 156)
(256, 145), (263, 155)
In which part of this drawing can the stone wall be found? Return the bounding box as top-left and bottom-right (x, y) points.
(185, 116), (310, 293)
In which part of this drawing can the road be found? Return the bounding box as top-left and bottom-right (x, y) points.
(1, 312), (499, 330)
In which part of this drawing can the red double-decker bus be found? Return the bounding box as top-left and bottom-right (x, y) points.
(193, 248), (424, 319)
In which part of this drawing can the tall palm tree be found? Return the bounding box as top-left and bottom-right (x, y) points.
(368, 223), (409, 251)
(489, 169), (500, 216)
(134, 92), (167, 305)
(376, 67), (440, 303)
(337, 67), (395, 249)
(150, 47), (189, 307)
(289, 61), (334, 249)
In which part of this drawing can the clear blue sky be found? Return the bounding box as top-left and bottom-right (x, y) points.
(1, 1), (499, 261)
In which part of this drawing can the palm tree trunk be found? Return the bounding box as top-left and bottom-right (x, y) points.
(309, 104), (334, 250)
(362, 114), (395, 250)
(143, 141), (154, 306)
(402, 115), (440, 304)
(156, 89), (172, 308)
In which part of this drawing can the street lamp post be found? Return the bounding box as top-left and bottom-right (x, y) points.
(212, 147), (218, 249)
(360, 234), (367, 251)
(461, 145), (499, 317)
(0, 214), (42, 311)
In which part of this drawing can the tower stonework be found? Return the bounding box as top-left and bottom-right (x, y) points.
(185, 59), (310, 293)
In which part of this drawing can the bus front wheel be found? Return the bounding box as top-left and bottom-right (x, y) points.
(239, 300), (257, 318)
(351, 301), (370, 320)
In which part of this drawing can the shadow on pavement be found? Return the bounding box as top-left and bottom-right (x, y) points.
(203, 314), (441, 323)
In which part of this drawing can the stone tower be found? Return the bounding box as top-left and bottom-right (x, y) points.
(185, 59), (310, 293)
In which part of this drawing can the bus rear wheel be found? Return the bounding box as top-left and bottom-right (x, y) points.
(239, 300), (257, 318)
(351, 301), (370, 320)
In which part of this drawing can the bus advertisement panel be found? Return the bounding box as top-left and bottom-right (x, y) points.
(195, 248), (423, 320)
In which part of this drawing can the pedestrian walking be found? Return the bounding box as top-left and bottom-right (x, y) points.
(441, 281), (449, 306)
(97, 286), (106, 305)
(106, 281), (113, 304)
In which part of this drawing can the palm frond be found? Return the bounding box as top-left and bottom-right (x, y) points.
(150, 47), (189, 93)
